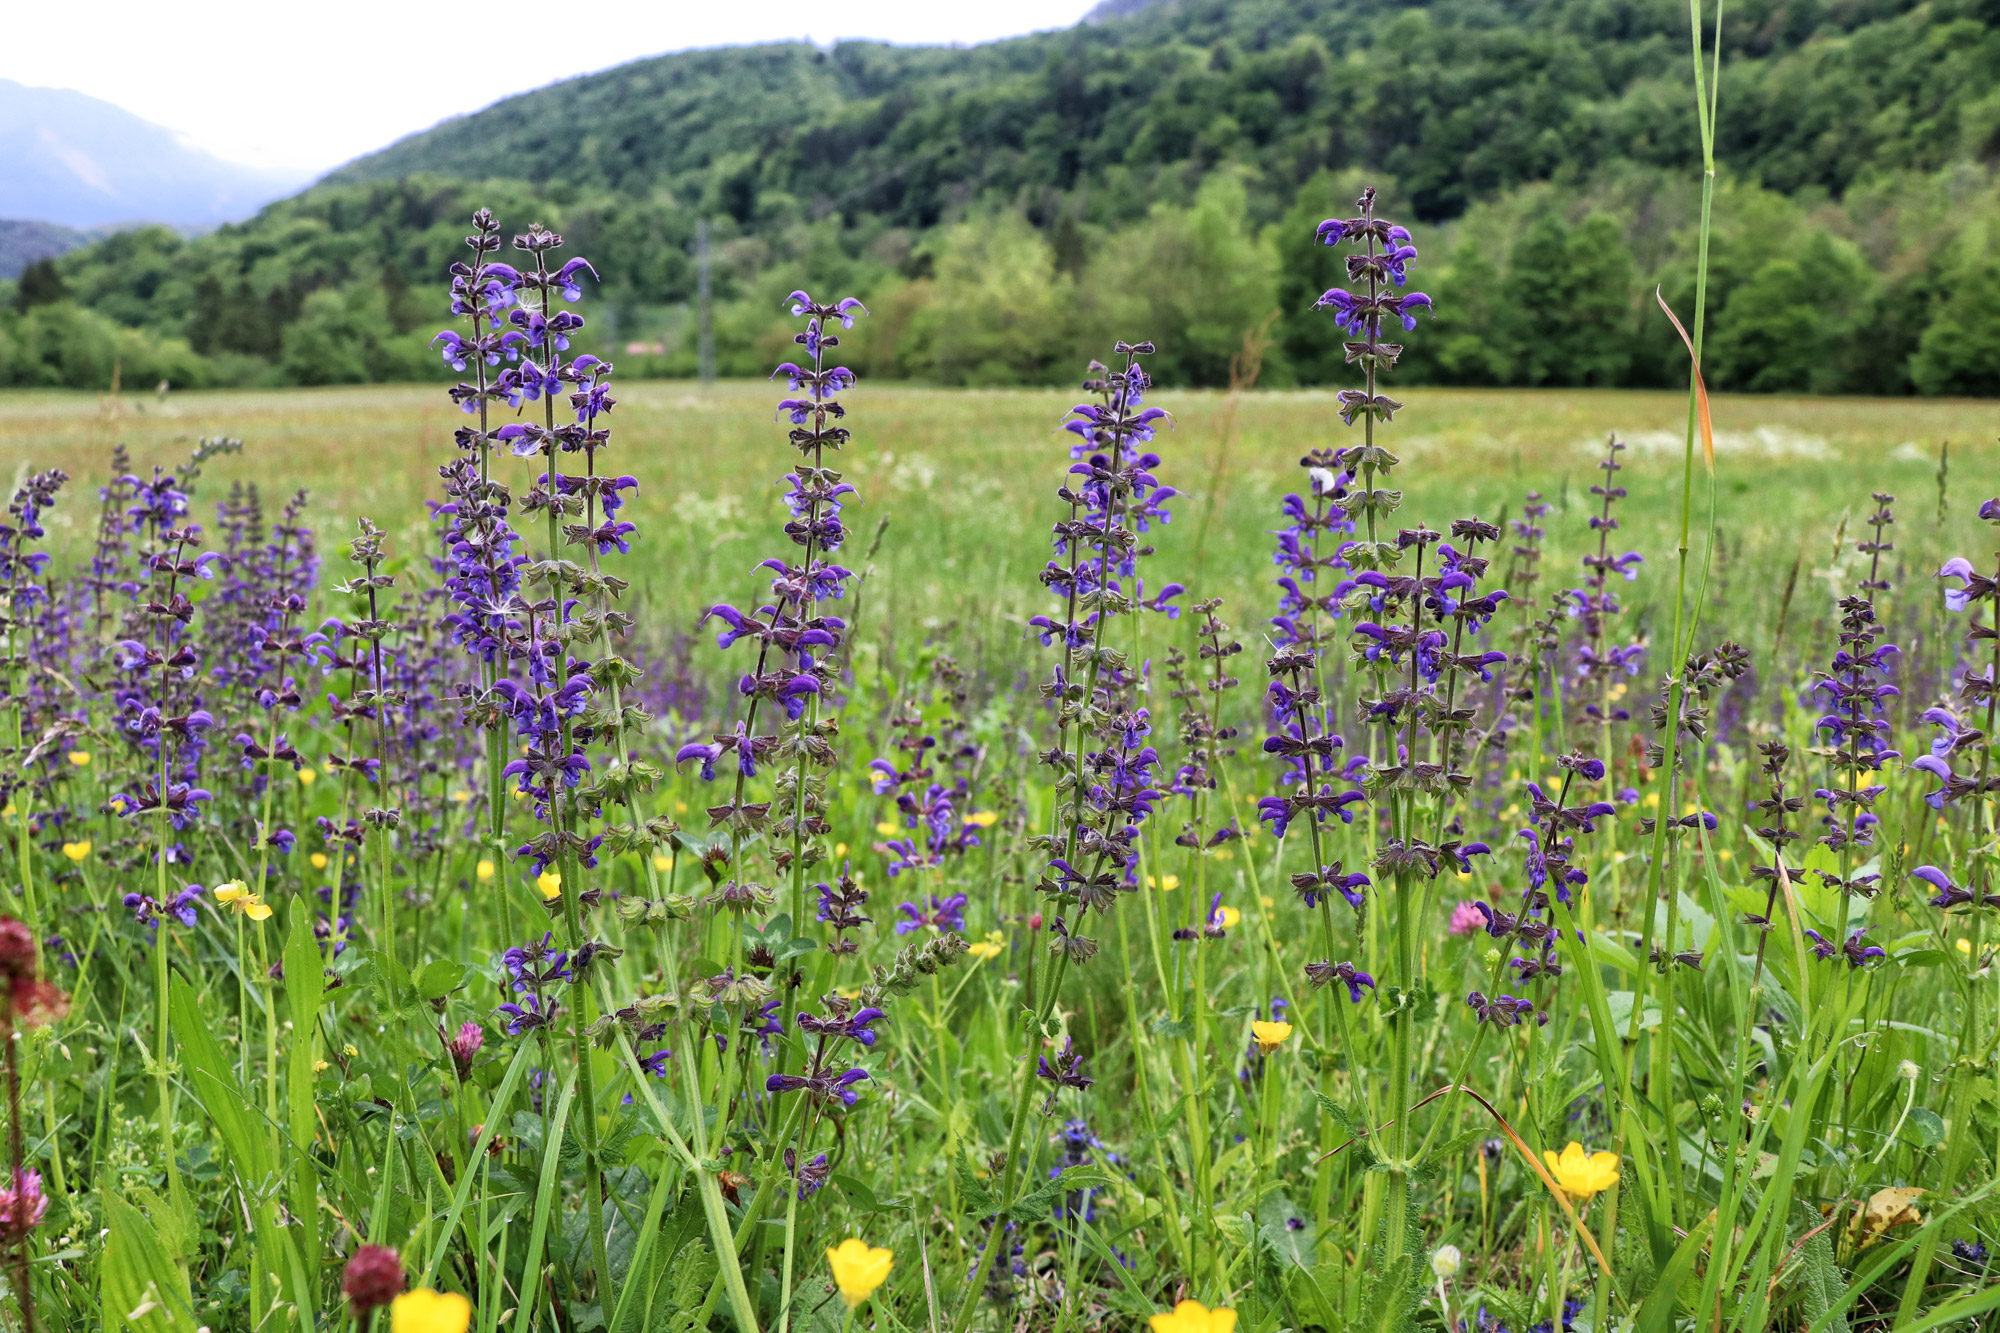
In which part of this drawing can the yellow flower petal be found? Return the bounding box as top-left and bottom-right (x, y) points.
(537, 871), (563, 900)
(298, 767), (317, 785)
(66, 750), (91, 767)
(652, 853), (671, 872)
(1250, 1020), (1292, 1054)
(1543, 1141), (1619, 1199)
(476, 859), (495, 882)
(875, 821), (900, 837)
(310, 852), (329, 870)
(245, 901), (273, 922)
(827, 1237), (893, 1310)
(1151, 1299), (1238, 1333)
(391, 1287), (472, 1333)
(61, 840), (91, 862)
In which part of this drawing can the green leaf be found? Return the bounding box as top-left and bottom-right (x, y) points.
(414, 958), (469, 999)
(1906, 1107), (1946, 1148)
(101, 1191), (198, 1333)
(1635, 1212), (1713, 1333)
(954, 1155), (1000, 1217)
(283, 909), (325, 1305)
(1008, 1165), (1114, 1223)
(1257, 1190), (1314, 1268)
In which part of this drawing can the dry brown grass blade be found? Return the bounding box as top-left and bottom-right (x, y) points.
(1655, 286), (1715, 475)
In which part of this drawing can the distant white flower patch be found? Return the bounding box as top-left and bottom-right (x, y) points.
(1603, 427), (1831, 461)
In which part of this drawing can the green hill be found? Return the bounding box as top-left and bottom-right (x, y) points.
(10, 0), (2000, 394)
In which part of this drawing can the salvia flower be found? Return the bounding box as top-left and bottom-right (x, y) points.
(1911, 864), (2000, 911)
(1305, 958), (1377, 1002)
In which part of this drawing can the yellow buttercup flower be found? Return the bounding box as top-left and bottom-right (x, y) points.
(968, 930), (1006, 962)
(537, 871), (563, 900)
(1151, 1299), (1238, 1333)
(390, 1288), (472, 1333)
(298, 766), (317, 785)
(1214, 905), (1241, 929)
(1146, 874), (1180, 891)
(61, 840), (91, 863)
(826, 1237), (893, 1310)
(652, 853), (671, 872)
(964, 810), (999, 828)
(834, 842), (848, 857)
(450, 789), (472, 804)
(476, 859), (495, 882)
(66, 750), (91, 767)
(1250, 1020), (1293, 1055)
(310, 852), (329, 870)
(1542, 1142), (1619, 1200)
(213, 881), (273, 921)
(875, 820), (900, 837)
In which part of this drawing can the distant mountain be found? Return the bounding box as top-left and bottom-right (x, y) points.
(0, 80), (305, 230)
(0, 219), (92, 280)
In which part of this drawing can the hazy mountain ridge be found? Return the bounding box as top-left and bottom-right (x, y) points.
(0, 219), (94, 280)
(0, 80), (304, 230)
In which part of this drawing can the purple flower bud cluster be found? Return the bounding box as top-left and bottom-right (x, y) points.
(1922, 496), (2000, 835)
(1803, 927), (1886, 968)
(1568, 435), (1645, 745)
(497, 931), (572, 1036)
(1025, 343), (1179, 963)
(1810, 494), (1902, 853)
(1466, 751), (1614, 1012)
(678, 290), (868, 896)
(1049, 1116), (1122, 1224)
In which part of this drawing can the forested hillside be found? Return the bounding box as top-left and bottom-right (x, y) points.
(9, 0), (2000, 393)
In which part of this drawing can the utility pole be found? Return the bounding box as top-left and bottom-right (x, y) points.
(696, 217), (715, 384)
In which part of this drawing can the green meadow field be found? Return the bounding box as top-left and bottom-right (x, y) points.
(3, 381), (1993, 661)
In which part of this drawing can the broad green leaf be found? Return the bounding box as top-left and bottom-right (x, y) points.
(414, 958), (469, 999)
(101, 1191), (197, 1333)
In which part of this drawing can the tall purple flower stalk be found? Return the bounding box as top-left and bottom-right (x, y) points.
(1811, 495), (1900, 928)
(1922, 495), (2000, 917)
(956, 342), (1175, 1330)
(1569, 435), (1644, 767)
(679, 291), (870, 926)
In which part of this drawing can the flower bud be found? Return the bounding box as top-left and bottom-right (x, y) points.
(1430, 1244), (1462, 1279)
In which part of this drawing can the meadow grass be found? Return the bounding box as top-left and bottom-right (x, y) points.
(2, 373), (1998, 1333)
(0, 381), (1991, 666)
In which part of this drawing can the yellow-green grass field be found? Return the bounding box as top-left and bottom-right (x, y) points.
(1, 382), (1993, 663)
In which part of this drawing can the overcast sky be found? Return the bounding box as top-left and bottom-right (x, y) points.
(6, 0), (1091, 178)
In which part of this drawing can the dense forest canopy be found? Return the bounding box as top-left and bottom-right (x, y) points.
(7, 0), (2000, 393)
